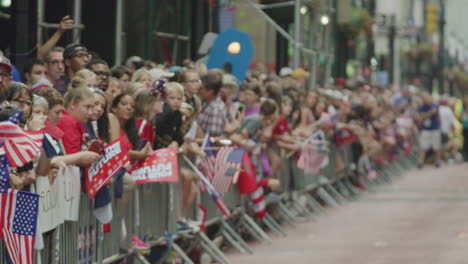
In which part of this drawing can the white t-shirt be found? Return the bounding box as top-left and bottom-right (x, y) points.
(438, 105), (455, 135)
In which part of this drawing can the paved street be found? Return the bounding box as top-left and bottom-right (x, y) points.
(228, 164), (468, 264)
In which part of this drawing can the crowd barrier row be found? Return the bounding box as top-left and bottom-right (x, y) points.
(0, 141), (419, 264)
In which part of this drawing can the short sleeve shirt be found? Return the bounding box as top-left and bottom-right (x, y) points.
(239, 115), (262, 139)
(57, 110), (85, 154)
(418, 104), (439, 130)
(196, 97), (227, 136)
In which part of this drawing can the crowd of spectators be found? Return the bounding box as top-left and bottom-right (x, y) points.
(0, 15), (465, 261)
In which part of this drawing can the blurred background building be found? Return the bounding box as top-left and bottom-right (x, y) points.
(0, 0), (467, 94)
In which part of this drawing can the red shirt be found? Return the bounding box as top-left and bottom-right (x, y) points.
(136, 119), (154, 145)
(272, 117), (291, 135)
(57, 110), (86, 154)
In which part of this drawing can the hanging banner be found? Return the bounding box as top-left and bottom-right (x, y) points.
(85, 136), (129, 199)
(131, 148), (179, 184)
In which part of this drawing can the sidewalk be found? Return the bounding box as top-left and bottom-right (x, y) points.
(228, 164), (468, 263)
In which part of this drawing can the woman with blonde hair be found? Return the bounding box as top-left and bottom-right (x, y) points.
(130, 68), (152, 89)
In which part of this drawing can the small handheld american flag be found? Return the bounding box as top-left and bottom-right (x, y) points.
(0, 121), (44, 167)
(297, 130), (329, 174)
(211, 147), (245, 193)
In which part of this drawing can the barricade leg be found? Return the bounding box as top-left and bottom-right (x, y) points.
(276, 200), (299, 226)
(335, 179), (352, 199)
(242, 217), (265, 242)
(325, 184), (347, 204)
(291, 198), (314, 220)
(264, 213), (287, 236)
(222, 221), (253, 254)
(303, 194), (326, 215)
(172, 242), (195, 264)
(316, 186), (340, 208)
(200, 241), (226, 264)
(242, 213), (272, 243)
(222, 229), (247, 254)
(197, 231), (233, 264)
(343, 177), (360, 196)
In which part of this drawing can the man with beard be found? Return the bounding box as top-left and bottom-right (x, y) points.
(87, 59), (110, 91)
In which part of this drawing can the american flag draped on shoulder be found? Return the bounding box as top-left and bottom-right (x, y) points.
(297, 130), (329, 174)
(0, 111), (44, 167)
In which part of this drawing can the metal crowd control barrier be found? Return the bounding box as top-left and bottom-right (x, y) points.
(0, 142), (419, 264)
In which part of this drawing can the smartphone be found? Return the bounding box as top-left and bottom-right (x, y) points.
(87, 138), (107, 155)
(238, 104), (245, 113)
(236, 104), (246, 119)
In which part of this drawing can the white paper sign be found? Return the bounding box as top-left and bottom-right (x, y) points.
(36, 165), (81, 234)
(36, 176), (63, 233)
(58, 166), (81, 221)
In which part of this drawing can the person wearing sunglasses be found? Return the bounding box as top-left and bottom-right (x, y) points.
(87, 59), (111, 91)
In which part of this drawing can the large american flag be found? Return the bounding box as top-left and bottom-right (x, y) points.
(211, 147), (245, 193)
(0, 121), (44, 167)
(297, 130), (329, 174)
(2, 189), (39, 264)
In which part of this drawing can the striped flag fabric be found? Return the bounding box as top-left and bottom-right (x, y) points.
(0, 121), (44, 167)
(197, 140), (217, 192)
(297, 130), (329, 174)
(250, 186), (266, 218)
(184, 155), (231, 218)
(197, 163), (231, 218)
(2, 189), (39, 264)
(0, 144), (9, 239)
(211, 147), (245, 193)
(250, 178), (269, 219)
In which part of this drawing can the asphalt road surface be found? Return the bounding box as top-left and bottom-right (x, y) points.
(228, 164), (468, 264)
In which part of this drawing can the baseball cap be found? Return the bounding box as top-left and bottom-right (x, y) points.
(169, 66), (182, 73)
(291, 68), (310, 79)
(63, 43), (88, 59)
(149, 68), (174, 82)
(0, 54), (12, 73)
(279, 67), (292, 77)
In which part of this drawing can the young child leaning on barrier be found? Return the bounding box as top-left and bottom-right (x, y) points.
(154, 82), (200, 229)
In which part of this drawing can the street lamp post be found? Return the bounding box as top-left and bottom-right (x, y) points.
(293, 0), (302, 69)
(438, 0), (446, 94)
